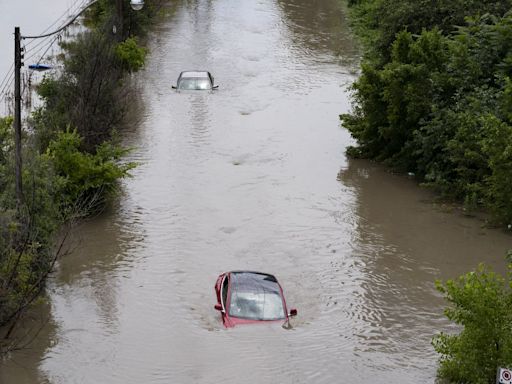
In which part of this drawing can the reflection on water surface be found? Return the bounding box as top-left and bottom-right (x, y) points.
(1, 1), (510, 383)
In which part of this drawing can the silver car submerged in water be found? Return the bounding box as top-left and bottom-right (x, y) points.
(172, 71), (218, 91)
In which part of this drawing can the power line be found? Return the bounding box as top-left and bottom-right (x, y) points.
(0, 72), (15, 103)
(0, 0), (97, 111)
(34, 35), (63, 66)
(25, 0), (89, 47)
(25, 35), (61, 63)
(0, 64), (14, 96)
(25, 0), (89, 65)
(23, 0), (98, 39)
(24, 0), (89, 60)
(0, 1), (91, 93)
(22, 0), (90, 59)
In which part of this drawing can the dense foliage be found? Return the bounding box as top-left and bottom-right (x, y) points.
(348, 0), (512, 63)
(116, 37), (148, 72)
(0, 117), (61, 340)
(33, 30), (148, 152)
(342, 0), (512, 225)
(0, 0), (166, 351)
(43, 129), (135, 212)
(433, 264), (512, 383)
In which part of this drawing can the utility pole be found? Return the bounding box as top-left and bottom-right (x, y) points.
(9, 1), (143, 210)
(10, 0), (144, 209)
(14, 27), (23, 208)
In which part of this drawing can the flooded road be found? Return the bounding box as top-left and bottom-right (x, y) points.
(2, 0), (512, 383)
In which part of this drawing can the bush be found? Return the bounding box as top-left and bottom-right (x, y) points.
(343, 6), (512, 225)
(0, 145), (61, 333)
(43, 129), (135, 213)
(115, 37), (147, 72)
(433, 264), (512, 383)
(481, 115), (512, 223)
(349, 0), (512, 62)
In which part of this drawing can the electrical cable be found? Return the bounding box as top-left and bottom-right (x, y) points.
(0, 1), (95, 108)
(23, 0), (89, 56)
(0, 0), (110, 115)
(0, 0), (87, 107)
(0, 0), (90, 90)
(19, 36), (58, 102)
(34, 34), (63, 66)
(23, 0), (98, 40)
(25, 35), (61, 63)
(0, 73), (14, 103)
(25, 0), (89, 47)
(0, 64), (14, 95)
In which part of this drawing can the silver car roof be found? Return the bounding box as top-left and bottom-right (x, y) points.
(180, 71), (210, 78)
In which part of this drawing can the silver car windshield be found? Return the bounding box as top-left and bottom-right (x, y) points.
(178, 77), (211, 90)
(228, 272), (286, 320)
(229, 291), (285, 320)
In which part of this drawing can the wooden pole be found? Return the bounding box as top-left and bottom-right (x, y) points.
(14, 27), (23, 207)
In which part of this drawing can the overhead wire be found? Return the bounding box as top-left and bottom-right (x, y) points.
(0, 0), (97, 112)
(19, 1), (94, 102)
(25, 35), (61, 63)
(22, 0), (89, 60)
(0, 75), (14, 116)
(23, 0), (89, 59)
(25, 0), (89, 48)
(34, 34), (63, 66)
(0, 64), (14, 95)
(0, 70), (15, 103)
(23, 0), (98, 39)
(22, 33), (63, 100)
(1, 0), (89, 89)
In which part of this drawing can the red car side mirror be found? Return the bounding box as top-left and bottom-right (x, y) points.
(214, 304), (223, 311)
(289, 308), (297, 317)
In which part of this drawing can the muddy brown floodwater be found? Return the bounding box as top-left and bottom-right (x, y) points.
(2, 0), (512, 383)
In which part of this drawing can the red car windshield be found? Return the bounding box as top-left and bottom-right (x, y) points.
(228, 272), (286, 321)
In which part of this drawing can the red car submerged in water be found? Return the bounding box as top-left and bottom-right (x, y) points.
(214, 271), (297, 328)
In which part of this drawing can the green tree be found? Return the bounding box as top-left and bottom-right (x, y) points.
(350, 0), (512, 62)
(43, 129), (135, 213)
(115, 37), (147, 72)
(341, 28), (449, 168)
(344, 5), (512, 225)
(433, 264), (512, 383)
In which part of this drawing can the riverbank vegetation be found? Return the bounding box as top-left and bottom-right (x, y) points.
(342, 0), (512, 226)
(0, 0), (167, 353)
(344, 1), (512, 382)
(433, 262), (512, 383)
